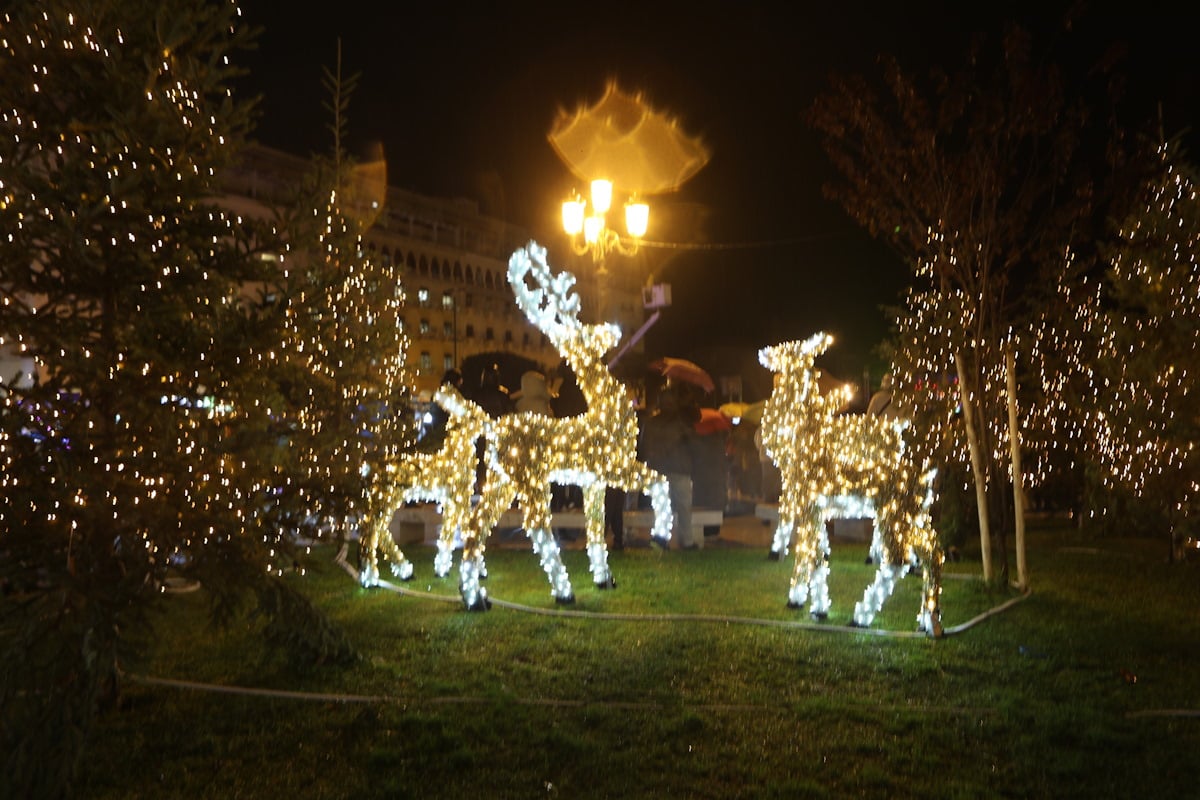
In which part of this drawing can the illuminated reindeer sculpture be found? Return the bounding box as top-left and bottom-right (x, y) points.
(457, 241), (673, 610)
(358, 384), (493, 587)
(759, 334), (943, 634)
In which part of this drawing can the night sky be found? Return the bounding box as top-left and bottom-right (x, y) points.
(234, 1), (1198, 382)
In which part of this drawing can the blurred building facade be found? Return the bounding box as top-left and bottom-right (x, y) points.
(218, 145), (646, 396)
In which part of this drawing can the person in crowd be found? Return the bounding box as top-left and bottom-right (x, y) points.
(639, 381), (700, 549)
(417, 368), (463, 452)
(513, 369), (554, 416)
(867, 373), (899, 420)
(467, 363), (512, 493)
(473, 363), (514, 417)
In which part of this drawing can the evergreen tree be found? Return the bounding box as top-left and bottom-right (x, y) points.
(0, 2), (351, 794)
(266, 42), (416, 555)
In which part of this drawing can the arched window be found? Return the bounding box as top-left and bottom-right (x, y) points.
(465, 265), (474, 283)
(453, 261), (463, 281)
(485, 270), (494, 290)
(418, 255), (428, 275)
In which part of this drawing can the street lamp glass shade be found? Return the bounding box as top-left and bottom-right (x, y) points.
(625, 201), (649, 238)
(583, 214), (604, 244)
(562, 198), (585, 235)
(590, 179), (613, 214)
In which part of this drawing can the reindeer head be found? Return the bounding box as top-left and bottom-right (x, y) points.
(508, 241), (620, 363)
(758, 333), (832, 379)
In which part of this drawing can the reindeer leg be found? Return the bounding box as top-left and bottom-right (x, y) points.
(458, 485), (506, 612)
(582, 481), (615, 589)
(360, 490), (413, 586)
(807, 512), (832, 619)
(786, 508), (823, 612)
(769, 486), (798, 559)
(916, 548), (944, 637)
(644, 471), (674, 549)
(851, 512), (910, 627)
(522, 487), (575, 604)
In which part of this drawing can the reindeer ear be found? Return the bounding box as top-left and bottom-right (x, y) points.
(758, 345), (778, 370)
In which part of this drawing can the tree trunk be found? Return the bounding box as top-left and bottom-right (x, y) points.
(1005, 344), (1027, 589)
(955, 352), (993, 583)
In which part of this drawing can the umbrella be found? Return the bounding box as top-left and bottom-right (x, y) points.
(695, 407), (733, 435)
(651, 357), (714, 393)
(548, 81), (710, 196)
(721, 400), (765, 425)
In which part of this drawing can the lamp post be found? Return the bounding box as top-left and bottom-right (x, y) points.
(561, 179), (649, 322)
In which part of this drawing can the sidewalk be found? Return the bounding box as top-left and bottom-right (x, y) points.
(489, 512), (776, 552)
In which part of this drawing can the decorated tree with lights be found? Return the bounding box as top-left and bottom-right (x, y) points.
(0, 2), (369, 794)
(266, 43), (415, 551)
(809, 19), (1125, 585)
(1044, 140), (1200, 559)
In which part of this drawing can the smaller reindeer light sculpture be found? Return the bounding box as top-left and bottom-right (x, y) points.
(358, 385), (492, 587)
(759, 334), (943, 634)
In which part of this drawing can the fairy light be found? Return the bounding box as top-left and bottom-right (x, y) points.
(0, 2), (414, 594)
(456, 242), (673, 608)
(759, 334), (943, 634)
(1025, 141), (1199, 536)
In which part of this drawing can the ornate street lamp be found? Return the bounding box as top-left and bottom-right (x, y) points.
(561, 179), (649, 263)
(561, 179), (649, 324)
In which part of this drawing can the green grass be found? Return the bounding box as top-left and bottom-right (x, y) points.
(77, 522), (1200, 799)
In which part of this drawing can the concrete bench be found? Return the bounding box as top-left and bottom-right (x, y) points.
(754, 503), (874, 542)
(389, 504), (724, 547)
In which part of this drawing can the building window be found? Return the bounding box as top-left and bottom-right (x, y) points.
(442, 321), (453, 338)
(464, 292), (474, 308)
(417, 287), (430, 307)
(503, 330), (513, 345)
(419, 319), (431, 335)
(443, 354), (454, 371)
(419, 351), (432, 370)
(465, 324), (475, 339)
(485, 327), (494, 341)
(522, 332), (530, 347)
(442, 291), (454, 310)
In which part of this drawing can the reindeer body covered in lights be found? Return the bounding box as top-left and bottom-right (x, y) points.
(358, 385), (493, 587)
(457, 242), (674, 610)
(759, 334), (943, 634)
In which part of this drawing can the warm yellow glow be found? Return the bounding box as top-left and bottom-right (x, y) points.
(562, 197), (585, 235)
(625, 200), (649, 238)
(590, 178), (612, 214)
(583, 214), (604, 244)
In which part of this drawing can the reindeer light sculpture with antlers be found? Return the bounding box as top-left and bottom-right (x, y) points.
(759, 334), (943, 635)
(457, 242), (673, 610)
(358, 384), (494, 588)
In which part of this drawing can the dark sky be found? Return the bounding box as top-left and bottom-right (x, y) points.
(234, 1), (1198, 381)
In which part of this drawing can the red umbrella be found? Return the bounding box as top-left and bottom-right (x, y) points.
(695, 407), (733, 435)
(651, 357), (714, 393)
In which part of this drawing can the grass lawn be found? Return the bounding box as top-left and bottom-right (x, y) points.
(77, 520), (1199, 799)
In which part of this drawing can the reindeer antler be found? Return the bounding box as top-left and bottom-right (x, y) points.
(758, 332), (832, 372)
(508, 242), (583, 338)
(508, 241), (621, 353)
